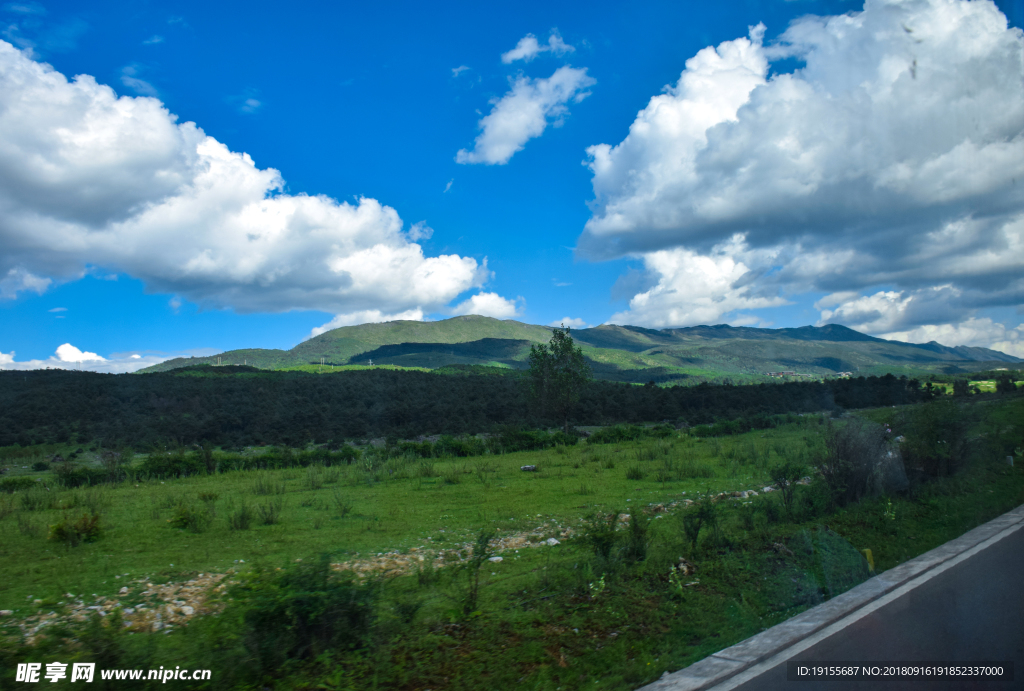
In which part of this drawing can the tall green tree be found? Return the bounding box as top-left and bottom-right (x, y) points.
(528, 325), (592, 434)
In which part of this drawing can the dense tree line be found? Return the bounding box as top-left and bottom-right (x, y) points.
(0, 367), (929, 449)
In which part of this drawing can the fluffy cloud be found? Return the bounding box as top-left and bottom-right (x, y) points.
(456, 65), (595, 165)
(500, 31), (574, 64)
(880, 318), (1024, 358)
(0, 343), (177, 373)
(608, 241), (788, 328)
(450, 291), (522, 319)
(581, 0), (1024, 343)
(0, 40), (503, 320)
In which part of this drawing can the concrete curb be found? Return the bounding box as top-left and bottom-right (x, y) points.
(638, 503), (1024, 691)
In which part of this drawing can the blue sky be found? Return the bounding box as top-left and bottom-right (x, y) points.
(1, 0), (1023, 371)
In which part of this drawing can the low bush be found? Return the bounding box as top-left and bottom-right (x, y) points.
(1, 476), (39, 493)
(818, 419), (905, 508)
(20, 486), (54, 511)
(769, 460), (806, 515)
(681, 493), (719, 551)
(582, 510), (620, 561)
(623, 507), (650, 563)
(252, 472), (286, 496)
(168, 502), (212, 533)
(588, 424), (674, 445)
(234, 555), (377, 673)
(897, 399), (970, 479)
(228, 502), (253, 530)
(48, 511), (102, 546)
(256, 497), (284, 525)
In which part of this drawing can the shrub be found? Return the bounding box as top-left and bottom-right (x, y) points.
(48, 512), (102, 546)
(331, 490), (352, 517)
(256, 498), (284, 525)
(168, 503), (212, 533)
(0, 495), (14, 521)
(235, 555), (377, 672)
(31, 461), (49, 472)
(681, 494), (718, 551)
(1, 476), (39, 493)
(461, 530), (494, 615)
(252, 472), (286, 496)
(305, 465), (325, 491)
(818, 419), (906, 508)
(769, 460), (806, 515)
(138, 450), (204, 478)
(677, 458), (715, 479)
(897, 400), (970, 479)
(229, 502), (254, 530)
(625, 465), (644, 480)
(623, 507), (650, 563)
(20, 486), (53, 511)
(582, 511), (620, 561)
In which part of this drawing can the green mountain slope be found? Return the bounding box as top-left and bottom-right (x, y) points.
(139, 315), (1020, 380)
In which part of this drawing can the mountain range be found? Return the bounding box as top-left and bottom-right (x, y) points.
(139, 316), (1021, 383)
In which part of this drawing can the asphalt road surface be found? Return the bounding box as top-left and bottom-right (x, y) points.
(727, 524), (1024, 691)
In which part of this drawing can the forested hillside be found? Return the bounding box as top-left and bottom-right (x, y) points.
(1, 367), (929, 449)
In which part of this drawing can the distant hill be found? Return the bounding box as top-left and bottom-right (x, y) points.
(139, 315), (1020, 382)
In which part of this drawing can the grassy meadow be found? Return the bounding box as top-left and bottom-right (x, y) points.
(0, 424), (813, 611)
(1, 397), (1022, 690)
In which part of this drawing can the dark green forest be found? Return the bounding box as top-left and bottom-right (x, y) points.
(0, 367), (928, 449)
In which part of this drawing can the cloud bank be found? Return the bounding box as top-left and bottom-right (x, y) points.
(582, 0), (1024, 351)
(0, 40), (505, 323)
(0, 343), (178, 373)
(457, 65), (595, 165)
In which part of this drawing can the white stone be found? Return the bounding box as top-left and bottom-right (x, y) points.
(488, 556), (503, 562)
(545, 538), (560, 546)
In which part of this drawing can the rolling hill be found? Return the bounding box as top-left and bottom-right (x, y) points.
(139, 315), (1021, 382)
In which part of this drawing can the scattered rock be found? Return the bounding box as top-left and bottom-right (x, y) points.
(545, 538), (561, 546)
(520, 465), (538, 472)
(488, 556), (503, 563)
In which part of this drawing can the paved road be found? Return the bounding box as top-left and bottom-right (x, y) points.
(643, 506), (1024, 691)
(727, 524), (1024, 691)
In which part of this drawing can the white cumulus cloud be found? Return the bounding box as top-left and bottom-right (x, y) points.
(456, 65), (595, 165)
(500, 31), (575, 64)
(0, 39), (503, 319)
(581, 0), (1024, 344)
(450, 292), (522, 319)
(0, 344), (179, 373)
(880, 318), (1024, 358)
(609, 241), (788, 328)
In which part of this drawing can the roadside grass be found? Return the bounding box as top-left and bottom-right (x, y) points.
(0, 398), (1021, 690)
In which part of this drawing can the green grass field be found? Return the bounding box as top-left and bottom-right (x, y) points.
(1, 399), (1022, 690)
(0, 426), (813, 611)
